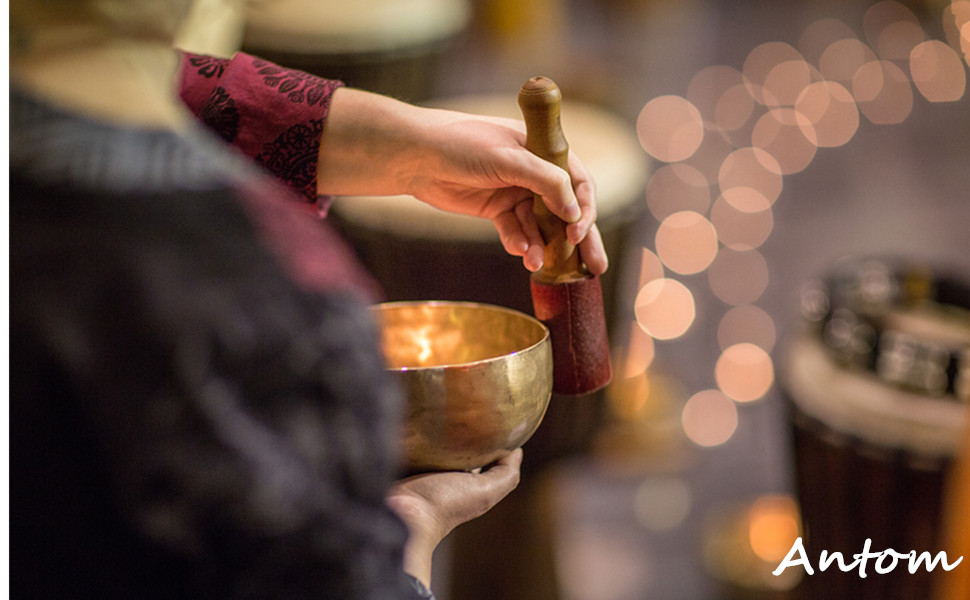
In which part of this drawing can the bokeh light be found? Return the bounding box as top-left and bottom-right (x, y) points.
(853, 59), (914, 124)
(655, 211), (719, 275)
(710, 193), (773, 250)
(910, 39), (967, 101)
(629, 2), (967, 466)
(637, 95), (705, 162)
(819, 38), (878, 86)
(751, 108), (818, 174)
(863, 0), (923, 61)
(715, 342), (775, 402)
(748, 495), (802, 563)
(716, 83), (759, 135)
(687, 65), (755, 134)
(763, 59), (818, 108)
(637, 247), (665, 288)
(795, 80), (860, 148)
(718, 147), (784, 205)
(717, 305), (777, 353)
(943, 1), (970, 63)
(681, 390), (739, 447)
(708, 248), (770, 306)
(645, 163), (711, 221)
(635, 278), (696, 340)
(687, 65), (745, 121)
(798, 17), (858, 65)
(743, 42), (806, 105)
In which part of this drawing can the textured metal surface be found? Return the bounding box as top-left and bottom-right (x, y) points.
(373, 301), (553, 472)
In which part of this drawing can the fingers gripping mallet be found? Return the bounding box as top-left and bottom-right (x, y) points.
(518, 76), (612, 395)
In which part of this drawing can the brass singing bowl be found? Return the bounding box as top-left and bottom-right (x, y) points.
(372, 301), (553, 472)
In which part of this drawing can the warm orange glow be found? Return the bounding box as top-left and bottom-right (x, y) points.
(715, 343), (775, 403)
(718, 147), (784, 205)
(795, 80), (860, 148)
(720, 186), (772, 213)
(710, 193), (773, 250)
(645, 163), (711, 221)
(763, 59), (818, 107)
(635, 278), (696, 340)
(681, 389), (738, 447)
(910, 39), (967, 102)
(637, 95), (705, 162)
(718, 305), (776, 353)
(943, 1), (970, 63)
(743, 42), (806, 105)
(623, 321), (656, 377)
(799, 18), (857, 65)
(655, 211), (719, 275)
(637, 247), (665, 289)
(819, 38), (878, 86)
(748, 496), (801, 563)
(853, 59), (914, 124)
(751, 108), (818, 174)
(864, 0), (923, 60)
(716, 84), (757, 133)
(708, 248), (769, 306)
(607, 369), (651, 421)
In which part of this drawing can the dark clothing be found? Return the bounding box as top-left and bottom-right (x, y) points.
(10, 88), (430, 598)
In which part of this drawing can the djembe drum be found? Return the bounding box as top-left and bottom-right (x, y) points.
(241, 0), (472, 101)
(782, 258), (970, 600)
(329, 93), (649, 600)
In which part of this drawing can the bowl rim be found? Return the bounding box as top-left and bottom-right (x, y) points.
(370, 300), (551, 372)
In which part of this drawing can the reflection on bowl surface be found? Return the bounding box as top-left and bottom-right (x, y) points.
(372, 301), (553, 473)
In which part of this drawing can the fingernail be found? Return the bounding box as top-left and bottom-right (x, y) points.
(564, 202), (581, 223)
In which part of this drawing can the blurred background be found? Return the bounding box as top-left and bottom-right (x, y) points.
(181, 0), (970, 598)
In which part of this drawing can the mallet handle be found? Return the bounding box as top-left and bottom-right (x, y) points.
(518, 76), (586, 283)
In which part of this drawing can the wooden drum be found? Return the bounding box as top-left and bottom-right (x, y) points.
(782, 259), (970, 600)
(241, 0), (472, 101)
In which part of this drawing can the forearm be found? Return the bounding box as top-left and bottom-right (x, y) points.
(316, 87), (437, 197)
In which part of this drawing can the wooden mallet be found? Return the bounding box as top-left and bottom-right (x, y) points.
(518, 76), (612, 395)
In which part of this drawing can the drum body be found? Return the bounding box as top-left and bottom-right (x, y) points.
(241, 0), (472, 101)
(782, 259), (969, 600)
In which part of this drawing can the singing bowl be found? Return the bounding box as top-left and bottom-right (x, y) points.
(372, 301), (553, 472)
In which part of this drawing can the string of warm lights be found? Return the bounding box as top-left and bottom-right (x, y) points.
(620, 0), (970, 449)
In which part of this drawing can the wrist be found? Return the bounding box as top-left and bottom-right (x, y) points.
(401, 528), (437, 590)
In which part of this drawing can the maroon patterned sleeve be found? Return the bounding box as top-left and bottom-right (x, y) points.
(178, 51), (344, 209)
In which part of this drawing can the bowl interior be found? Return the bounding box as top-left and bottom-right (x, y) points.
(374, 301), (549, 369)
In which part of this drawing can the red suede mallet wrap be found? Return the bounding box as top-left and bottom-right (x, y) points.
(519, 76), (612, 395)
(530, 274), (611, 394)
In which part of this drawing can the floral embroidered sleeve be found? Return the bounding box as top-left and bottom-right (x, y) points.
(178, 51), (343, 210)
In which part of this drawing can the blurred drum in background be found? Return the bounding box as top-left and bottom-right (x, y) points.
(782, 257), (970, 600)
(242, 0), (472, 101)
